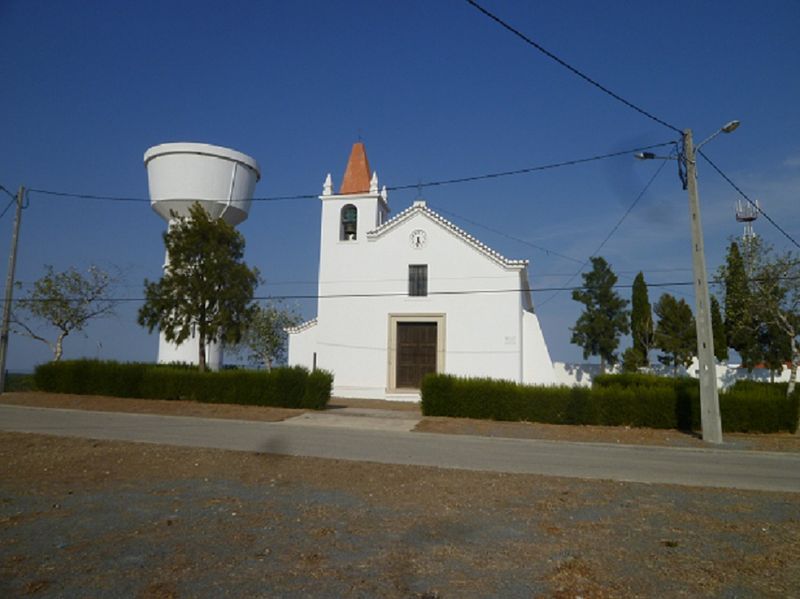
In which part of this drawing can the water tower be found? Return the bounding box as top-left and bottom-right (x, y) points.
(144, 142), (261, 369)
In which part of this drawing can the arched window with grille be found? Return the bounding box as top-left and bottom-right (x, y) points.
(340, 204), (358, 241)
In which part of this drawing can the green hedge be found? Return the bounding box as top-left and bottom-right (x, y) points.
(421, 373), (799, 433)
(34, 360), (332, 410)
(593, 372), (696, 389)
(3, 373), (37, 392)
(721, 380), (798, 433)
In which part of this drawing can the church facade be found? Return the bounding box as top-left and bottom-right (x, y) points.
(287, 143), (556, 400)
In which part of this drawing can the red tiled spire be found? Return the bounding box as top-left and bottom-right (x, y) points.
(339, 142), (372, 194)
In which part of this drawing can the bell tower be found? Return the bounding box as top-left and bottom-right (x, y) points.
(317, 142), (389, 287)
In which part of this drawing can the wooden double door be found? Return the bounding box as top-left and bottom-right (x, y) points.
(395, 322), (438, 389)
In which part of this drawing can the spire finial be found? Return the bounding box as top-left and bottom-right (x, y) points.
(370, 171), (378, 193)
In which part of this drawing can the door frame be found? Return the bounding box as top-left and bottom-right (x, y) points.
(387, 313), (446, 392)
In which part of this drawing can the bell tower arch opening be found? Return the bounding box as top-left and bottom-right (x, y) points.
(340, 204), (358, 240)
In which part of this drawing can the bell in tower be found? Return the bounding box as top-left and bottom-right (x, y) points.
(341, 204), (358, 240)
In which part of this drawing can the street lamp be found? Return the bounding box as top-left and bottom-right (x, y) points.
(636, 121), (740, 444)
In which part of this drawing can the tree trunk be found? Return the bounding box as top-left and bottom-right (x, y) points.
(789, 361), (799, 436)
(54, 332), (67, 362)
(788, 336), (798, 398)
(198, 337), (207, 373)
(599, 355), (606, 375)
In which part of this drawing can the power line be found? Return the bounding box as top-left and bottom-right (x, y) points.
(5, 282), (692, 303)
(0, 197), (16, 220)
(698, 149), (800, 251)
(387, 143), (676, 191)
(0, 185), (15, 200)
(463, 0), (683, 134)
(11, 267), (695, 289)
(25, 142), (675, 205)
(15, 277), (799, 304)
(430, 205), (584, 265)
(537, 157), (671, 308)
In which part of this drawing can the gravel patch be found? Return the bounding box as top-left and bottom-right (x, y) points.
(1, 432), (798, 597)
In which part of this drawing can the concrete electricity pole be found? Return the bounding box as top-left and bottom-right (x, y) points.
(682, 130), (723, 444)
(0, 186), (25, 393)
(637, 120), (739, 444)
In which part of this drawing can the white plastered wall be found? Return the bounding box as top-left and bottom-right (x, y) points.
(287, 189), (558, 399)
(522, 310), (557, 385)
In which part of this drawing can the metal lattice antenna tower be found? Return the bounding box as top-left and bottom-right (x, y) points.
(735, 198), (759, 240)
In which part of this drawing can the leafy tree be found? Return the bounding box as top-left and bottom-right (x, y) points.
(629, 271), (654, 368)
(138, 203), (259, 372)
(710, 295), (728, 361)
(755, 321), (791, 383)
(742, 239), (800, 395)
(11, 265), (118, 361)
(621, 346), (646, 373)
(235, 301), (302, 370)
(718, 237), (800, 394)
(654, 293), (696, 374)
(570, 257), (629, 373)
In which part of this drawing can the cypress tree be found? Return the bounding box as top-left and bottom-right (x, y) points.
(710, 295), (728, 361)
(629, 272), (653, 367)
(654, 293), (696, 374)
(723, 241), (757, 368)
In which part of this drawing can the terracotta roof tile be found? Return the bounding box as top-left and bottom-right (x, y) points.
(339, 142), (372, 194)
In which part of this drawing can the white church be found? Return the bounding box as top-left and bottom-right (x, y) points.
(288, 143), (556, 400)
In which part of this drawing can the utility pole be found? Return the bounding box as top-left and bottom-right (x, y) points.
(683, 131), (723, 444)
(0, 186), (25, 394)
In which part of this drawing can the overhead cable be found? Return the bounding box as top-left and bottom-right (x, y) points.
(0, 197), (17, 220)
(3, 280), (697, 304)
(26, 142), (676, 204)
(0, 185), (15, 200)
(698, 150), (800, 250)
(387, 143), (676, 191)
(537, 157), (671, 308)
(14, 276), (800, 304)
(463, 0), (683, 134)
(430, 205), (585, 265)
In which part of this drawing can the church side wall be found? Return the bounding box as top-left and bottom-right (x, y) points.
(522, 310), (557, 385)
(287, 324), (317, 372)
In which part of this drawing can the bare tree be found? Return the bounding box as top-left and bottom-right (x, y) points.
(12, 265), (119, 361)
(234, 301), (302, 370)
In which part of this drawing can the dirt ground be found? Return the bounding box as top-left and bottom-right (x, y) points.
(3, 391), (799, 453)
(2, 392), (800, 596)
(1, 431), (798, 598)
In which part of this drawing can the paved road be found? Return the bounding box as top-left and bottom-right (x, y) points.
(2, 404), (799, 493)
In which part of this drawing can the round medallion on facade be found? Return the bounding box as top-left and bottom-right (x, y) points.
(410, 229), (427, 249)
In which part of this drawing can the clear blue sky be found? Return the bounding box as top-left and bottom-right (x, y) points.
(1, 0), (798, 371)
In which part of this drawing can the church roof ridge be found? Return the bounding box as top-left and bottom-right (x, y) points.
(367, 202), (528, 269)
(285, 317), (318, 334)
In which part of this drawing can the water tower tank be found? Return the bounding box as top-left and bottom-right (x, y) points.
(144, 142), (261, 226)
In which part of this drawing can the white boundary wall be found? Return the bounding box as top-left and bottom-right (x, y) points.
(553, 359), (795, 389)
